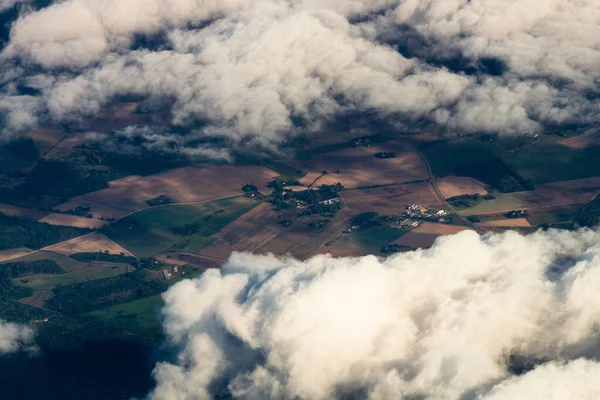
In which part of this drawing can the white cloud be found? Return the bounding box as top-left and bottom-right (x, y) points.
(0, 319), (35, 355)
(0, 0), (599, 151)
(148, 229), (600, 399)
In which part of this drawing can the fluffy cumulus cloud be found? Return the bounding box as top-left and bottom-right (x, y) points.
(0, 319), (35, 355)
(149, 229), (600, 399)
(0, 0), (599, 152)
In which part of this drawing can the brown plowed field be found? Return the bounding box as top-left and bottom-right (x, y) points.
(285, 142), (428, 189)
(341, 182), (444, 215)
(75, 165), (278, 211)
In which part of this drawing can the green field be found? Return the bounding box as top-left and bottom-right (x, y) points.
(85, 294), (165, 337)
(333, 227), (410, 253)
(422, 135), (600, 185)
(459, 194), (524, 216)
(526, 206), (581, 226)
(0, 250), (89, 272)
(103, 196), (259, 257)
(12, 263), (133, 290)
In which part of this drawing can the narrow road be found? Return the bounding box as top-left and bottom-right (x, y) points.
(396, 139), (485, 234)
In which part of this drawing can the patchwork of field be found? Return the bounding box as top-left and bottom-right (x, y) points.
(104, 196), (259, 258)
(461, 177), (600, 216)
(559, 135), (600, 149)
(74, 165), (277, 211)
(285, 142), (429, 189)
(477, 218), (532, 228)
(392, 222), (472, 249)
(12, 263), (133, 291)
(436, 176), (488, 198)
(0, 203), (49, 221)
(39, 213), (109, 229)
(341, 182), (444, 214)
(201, 209), (355, 260)
(0, 248), (33, 263)
(43, 232), (132, 256)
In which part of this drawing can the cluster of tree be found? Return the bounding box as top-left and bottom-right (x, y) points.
(70, 252), (137, 265)
(47, 270), (165, 314)
(146, 195), (174, 207)
(269, 182), (344, 215)
(62, 205), (94, 218)
(309, 219), (329, 230)
(0, 259), (63, 299)
(351, 212), (381, 229)
(374, 152), (397, 159)
(467, 215), (481, 223)
(0, 213), (89, 250)
(170, 222), (202, 236)
(241, 184), (258, 193)
(380, 244), (411, 255)
(447, 194), (482, 208)
(277, 219), (292, 227)
(456, 159), (534, 193)
(505, 209), (529, 219)
(574, 194), (600, 228)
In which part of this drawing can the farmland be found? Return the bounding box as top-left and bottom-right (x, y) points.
(392, 222), (473, 249)
(85, 294), (164, 337)
(436, 176), (488, 199)
(39, 213), (109, 229)
(75, 165), (277, 211)
(341, 183), (444, 214)
(3, 123), (600, 351)
(42, 232), (132, 256)
(460, 177), (600, 216)
(102, 196), (260, 257)
(1, 250), (89, 272)
(12, 263), (133, 291)
(284, 141), (429, 189)
(422, 135), (600, 185)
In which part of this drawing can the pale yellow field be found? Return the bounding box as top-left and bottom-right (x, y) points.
(39, 213), (109, 229)
(477, 218), (532, 228)
(43, 232), (133, 256)
(437, 176), (488, 199)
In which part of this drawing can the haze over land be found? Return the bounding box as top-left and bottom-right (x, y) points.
(0, 0), (599, 156)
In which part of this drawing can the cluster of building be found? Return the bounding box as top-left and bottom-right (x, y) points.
(162, 265), (179, 280)
(392, 204), (450, 228)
